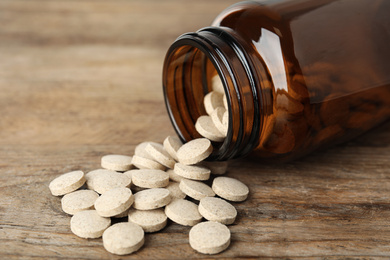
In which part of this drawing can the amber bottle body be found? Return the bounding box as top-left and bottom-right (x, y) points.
(163, 0), (390, 161)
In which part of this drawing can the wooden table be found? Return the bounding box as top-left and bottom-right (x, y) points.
(1, 0), (390, 258)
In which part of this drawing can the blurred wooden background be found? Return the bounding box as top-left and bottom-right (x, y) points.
(1, 0), (390, 258)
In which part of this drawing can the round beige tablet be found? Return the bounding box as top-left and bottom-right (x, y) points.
(134, 141), (158, 159)
(133, 188), (171, 210)
(163, 136), (182, 161)
(101, 154), (133, 172)
(86, 169), (131, 194)
(179, 179), (215, 200)
(131, 155), (166, 171)
(103, 222), (144, 255)
(210, 107), (228, 136)
(199, 160), (228, 175)
(198, 197), (237, 225)
(212, 177), (249, 202)
(195, 115), (225, 142)
(94, 187), (134, 217)
(174, 163), (210, 181)
(49, 170), (85, 196)
(165, 199), (203, 226)
(166, 182), (186, 199)
(211, 74), (225, 93)
(204, 91), (224, 115)
(176, 138), (213, 165)
(167, 169), (184, 183)
(128, 208), (167, 233)
(189, 221), (230, 254)
(145, 143), (176, 169)
(70, 210), (111, 239)
(61, 189), (99, 215)
(131, 169), (169, 188)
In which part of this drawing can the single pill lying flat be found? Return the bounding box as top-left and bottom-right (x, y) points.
(176, 138), (213, 165)
(131, 169), (169, 188)
(85, 169), (131, 194)
(165, 181), (186, 199)
(199, 160), (228, 175)
(70, 210), (111, 239)
(94, 187), (134, 217)
(133, 188), (171, 210)
(167, 169), (184, 183)
(128, 208), (167, 233)
(103, 222), (144, 255)
(195, 115), (225, 142)
(189, 221), (230, 254)
(198, 197), (237, 225)
(101, 154), (133, 172)
(61, 189), (99, 215)
(210, 107), (228, 136)
(163, 136), (182, 161)
(145, 143), (176, 169)
(204, 91), (224, 115)
(165, 199), (203, 226)
(179, 179), (215, 201)
(212, 177), (249, 202)
(131, 155), (166, 171)
(49, 170), (85, 196)
(174, 163), (210, 181)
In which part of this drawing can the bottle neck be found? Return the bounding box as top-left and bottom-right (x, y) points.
(163, 27), (264, 160)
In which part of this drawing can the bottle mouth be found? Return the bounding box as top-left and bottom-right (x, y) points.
(162, 28), (262, 160)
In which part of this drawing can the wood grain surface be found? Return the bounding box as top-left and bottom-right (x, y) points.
(1, 0), (390, 259)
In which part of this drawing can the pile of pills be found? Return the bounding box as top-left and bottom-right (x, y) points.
(195, 75), (229, 142)
(49, 136), (249, 255)
(49, 75), (250, 255)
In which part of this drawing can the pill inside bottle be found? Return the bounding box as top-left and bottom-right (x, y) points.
(162, 0), (390, 161)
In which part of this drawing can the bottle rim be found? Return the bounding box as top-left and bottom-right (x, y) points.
(162, 27), (262, 160)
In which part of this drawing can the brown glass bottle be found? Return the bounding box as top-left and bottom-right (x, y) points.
(162, 0), (390, 161)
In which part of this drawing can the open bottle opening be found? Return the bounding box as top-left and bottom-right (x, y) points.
(162, 29), (263, 161)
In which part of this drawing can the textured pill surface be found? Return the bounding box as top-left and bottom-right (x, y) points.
(49, 170), (85, 196)
(179, 179), (215, 201)
(189, 221), (231, 254)
(212, 177), (249, 202)
(133, 188), (171, 210)
(61, 189), (99, 215)
(163, 136), (182, 161)
(204, 91), (224, 115)
(128, 208), (167, 233)
(70, 210), (111, 239)
(210, 107), (228, 136)
(167, 169), (185, 183)
(101, 154), (133, 172)
(94, 187), (134, 217)
(131, 155), (166, 171)
(176, 138), (213, 165)
(131, 169), (169, 188)
(198, 197), (237, 225)
(195, 115), (226, 142)
(174, 163), (210, 181)
(102, 222), (144, 255)
(145, 143), (176, 168)
(165, 199), (202, 226)
(86, 169), (131, 194)
(165, 181), (186, 199)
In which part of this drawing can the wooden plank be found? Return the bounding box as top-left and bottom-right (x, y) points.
(1, 0), (390, 258)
